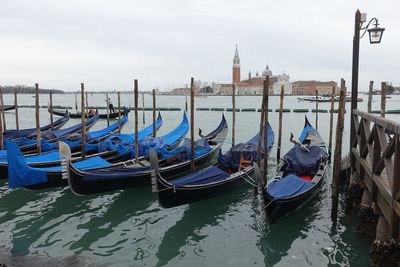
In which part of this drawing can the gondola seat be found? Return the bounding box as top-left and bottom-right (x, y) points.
(266, 174), (313, 199)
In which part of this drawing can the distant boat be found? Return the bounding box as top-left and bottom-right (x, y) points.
(298, 95), (363, 102)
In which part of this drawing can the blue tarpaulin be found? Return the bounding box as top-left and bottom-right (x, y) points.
(160, 138), (212, 161)
(45, 114), (99, 139)
(83, 165), (150, 181)
(266, 174), (313, 199)
(41, 156), (112, 172)
(170, 166), (230, 187)
(87, 116), (128, 140)
(162, 112), (189, 146)
(283, 145), (328, 176)
(6, 140), (48, 189)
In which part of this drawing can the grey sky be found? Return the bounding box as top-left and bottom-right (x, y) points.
(0, 0), (399, 91)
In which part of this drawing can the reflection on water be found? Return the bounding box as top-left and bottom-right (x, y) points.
(0, 94), (392, 266)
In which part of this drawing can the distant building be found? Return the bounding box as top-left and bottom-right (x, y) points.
(216, 45), (292, 95)
(292, 80), (338, 95)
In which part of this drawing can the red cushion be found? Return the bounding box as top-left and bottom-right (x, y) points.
(300, 175), (313, 181)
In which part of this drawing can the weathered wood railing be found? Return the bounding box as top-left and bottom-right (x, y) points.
(351, 109), (400, 242)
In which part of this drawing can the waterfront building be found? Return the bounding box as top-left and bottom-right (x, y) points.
(292, 80), (338, 95)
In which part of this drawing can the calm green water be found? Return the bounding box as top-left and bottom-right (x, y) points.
(0, 93), (399, 266)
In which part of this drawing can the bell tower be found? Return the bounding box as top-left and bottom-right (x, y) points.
(232, 44), (240, 84)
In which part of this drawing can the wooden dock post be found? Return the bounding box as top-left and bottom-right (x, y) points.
(35, 83), (41, 154)
(134, 80), (139, 162)
(232, 83), (236, 147)
(263, 77), (270, 184)
(331, 78), (346, 222)
(75, 93), (78, 111)
(328, 87), (335, 159)
(190, 77), (195, 172)
(0, 88), (6, 131)
(380, 82), (386, 118)
(367, 81), (373, 113)
(0, 93), (3, 150)
(106, 92), (110, 126)
(85, 91), (89, 116)
(49, 90), (54, 129)
(276, 85), (284, 164)
(256, 92), (266, 167)
(80, 83), (86, 159)
(152, 89), (156, 137)
(14, 89), (19, 130)
(117, 91), (121, 133)
(185, 93), (188, 112)
(315, 89), (319, 130)
(142, 92), (145, 125)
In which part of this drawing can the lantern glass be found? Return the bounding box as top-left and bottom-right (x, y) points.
(368, 27), (385, 44)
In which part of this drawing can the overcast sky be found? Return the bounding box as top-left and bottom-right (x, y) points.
(0, 0), (399, 92)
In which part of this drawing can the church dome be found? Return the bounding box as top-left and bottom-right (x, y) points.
(262, 65), (272, 76)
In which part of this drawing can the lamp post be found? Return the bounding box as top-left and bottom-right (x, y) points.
(350, 10), (385, 166)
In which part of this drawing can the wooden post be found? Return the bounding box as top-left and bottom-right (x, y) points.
(0, 88), (6, 131)
(80, 83), (86, 159)
(380, 82), (386, 118)
(152, 89), (156, 137)
(74, 92), (78, 111)
(106, 92), (110, 126)
(134, 80), (139, 162)
(328, 87), (335, 159)
(256, 92), (266, 166)
(232, 83), (236, 147)
(142, 92), (145, 124)
(367, 81), (374, 113)
(331, 78), (346, 222)
(263, 77), (270, 184)
(315, 89), (319, 131)
(35, 83), (41, 154)
(49, 90), (54, 129)
(14, 89), (19, 130)
(190, 77), (195, 172)
(0, 91), (3, 150)
(276, 85), (284, 164)
(85, 91), (89, 117)
(117, 91), (122, 133)
(185, 92), (188, 112)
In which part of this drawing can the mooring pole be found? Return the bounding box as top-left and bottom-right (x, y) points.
(256, 93), (266, 166)
(0, 88), (6, 131)
(152, 89), (156, 137)
(367, 81), (374, 113)
(14, 88), (19, 130)
(263, 77), (270, 184)
(190, 77), (195, 172)
(85, 91), (89, 117)
(0, 90), (3, 149)
(75, 93), (78, 111)
(328, 87), (335, 159)
(185, 93), (188, 112)
(35, 83), (41, 154)
(232, 83), (236, 147)
(80, 83), (86, 159)
(380, 82), (386, 118)
(134, 80), (139, 162)
(49, 90), (54, 129)
(276, 85), (284, 164)
(315, 89), (319, 131)
(106, 92), (110, 126)
(331, 78), (346, 222)
(142, 92), (145, 125)
(117, 91), (122, 133)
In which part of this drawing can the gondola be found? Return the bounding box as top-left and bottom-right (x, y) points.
(3, 112), (100, 155)
(261, 117), (328, 220)
(6, 113), (185, 190)
(3, 110), (70, 140)
(1, 115), (127, 180)
(64, 114), (227, 195)
(1, 105), (16, 111)
(48, 107), (130, 119)
(152, 122), (274, 208)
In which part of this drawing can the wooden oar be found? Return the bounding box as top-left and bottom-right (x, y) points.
(289, 133), (310, 152)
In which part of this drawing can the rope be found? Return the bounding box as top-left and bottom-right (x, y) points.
(241, 172), (257, 187)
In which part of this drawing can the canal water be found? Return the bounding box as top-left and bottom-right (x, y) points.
(0, 93), (399, 266)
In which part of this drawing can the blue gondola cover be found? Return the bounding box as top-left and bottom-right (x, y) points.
(266, 174), (313, 199)
(160, 138), (212, 161)
(171, 166), (229, 187)
(6, 140), (48, 189)
(283, 145), (328, 175)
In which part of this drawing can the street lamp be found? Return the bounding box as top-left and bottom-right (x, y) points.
(350, 10), (385, 170)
